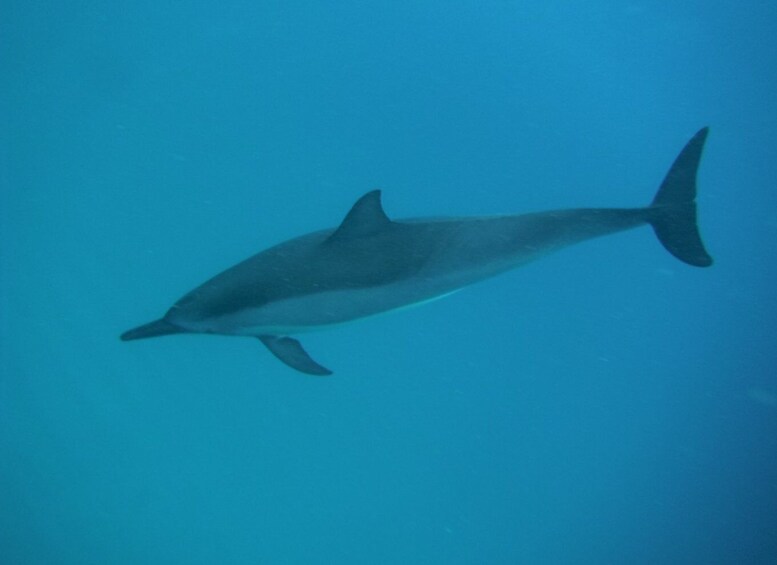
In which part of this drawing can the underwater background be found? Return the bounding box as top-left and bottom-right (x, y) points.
(2, 1), (776, 563)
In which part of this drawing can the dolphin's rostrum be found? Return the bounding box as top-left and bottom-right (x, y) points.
(122, 129), (713, 375)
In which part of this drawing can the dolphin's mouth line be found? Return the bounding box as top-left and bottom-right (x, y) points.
(120, 318), (183, 341)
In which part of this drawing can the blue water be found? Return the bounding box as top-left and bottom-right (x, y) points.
(2, 2), (776, 563)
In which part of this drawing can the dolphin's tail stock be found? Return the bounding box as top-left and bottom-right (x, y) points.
(646, 127), (713, 267)
(121, 318), (183, 341)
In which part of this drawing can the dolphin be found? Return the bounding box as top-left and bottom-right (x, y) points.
(121, 128), (713, 375)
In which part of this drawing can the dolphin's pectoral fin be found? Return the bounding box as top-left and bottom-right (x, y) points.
(327, 190), (392, 242)
(258, 335), (333, 376)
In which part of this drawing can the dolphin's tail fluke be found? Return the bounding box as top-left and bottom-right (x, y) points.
(646, 127), (713, 267)
(121, 318), (183, 341)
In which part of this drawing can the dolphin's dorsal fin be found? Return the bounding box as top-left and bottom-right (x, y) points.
(328, 190), (392, 241)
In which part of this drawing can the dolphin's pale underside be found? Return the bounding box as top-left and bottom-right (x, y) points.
(122, 129), (713, 375)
